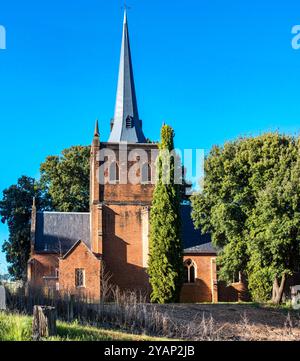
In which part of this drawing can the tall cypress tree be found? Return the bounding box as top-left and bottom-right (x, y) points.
(147, 125), (184, 303)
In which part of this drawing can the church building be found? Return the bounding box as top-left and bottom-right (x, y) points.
(27, 11), (243, 303)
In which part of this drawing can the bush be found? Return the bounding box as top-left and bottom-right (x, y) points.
(248, 268), (273, 302)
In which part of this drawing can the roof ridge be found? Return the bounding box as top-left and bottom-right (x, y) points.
(37, 211), (91, 215)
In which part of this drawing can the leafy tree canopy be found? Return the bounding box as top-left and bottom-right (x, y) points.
(191, 133), (300, 303)
(0, 176), (50, 280)
(39, 146), (90, 212)
(1, 146), (90, 279)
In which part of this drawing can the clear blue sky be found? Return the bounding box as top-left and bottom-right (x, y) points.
(1, 0), (300, 274)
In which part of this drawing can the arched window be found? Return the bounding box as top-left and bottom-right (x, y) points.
(141, 163), (152, 184)
(109, 161), (119, 183)
(184, 259), (196, 283)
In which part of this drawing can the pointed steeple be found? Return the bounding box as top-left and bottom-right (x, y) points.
(94, 119), (99, 137)
(92, 119), (100, 147)
(123, 7), (127, 25)
(108, 10), (146, 143)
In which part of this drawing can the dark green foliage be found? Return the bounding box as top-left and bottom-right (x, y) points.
(0, 176), (50, 280)
(191, 133), (300, 302)
(1, 146), (91, 279)
(247, 140), (300, 302)
(147, 125), (184, 303)
(39, 146), (90, 212)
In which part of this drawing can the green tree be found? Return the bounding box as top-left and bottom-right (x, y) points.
(147, 125), (183, 303)
(191, 133), (299, 303)
(247, 141), (300, 303)
(40, 146), (90, 212)
(1, 146), (90, 279)
(0, 176), (49, 280)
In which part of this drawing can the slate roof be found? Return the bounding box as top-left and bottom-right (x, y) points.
(180, 205), (216, 254)
(34, 206), (215, 255)
(34, 212), (91, 254)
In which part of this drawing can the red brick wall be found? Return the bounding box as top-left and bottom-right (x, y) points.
(90, 142), (157, 255)
(218, 281), (250, 302)
(28, 254), (59, 287)
(102, 204), (150, 294)
(59, 242), (101, 300)
(96, 144), (156, 295)
(180, 254), (217, 303)
(103, 184), (154, 204)
(100, 143), (158, 204)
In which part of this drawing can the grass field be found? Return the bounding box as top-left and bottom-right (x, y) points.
(0, 312), (168, 341)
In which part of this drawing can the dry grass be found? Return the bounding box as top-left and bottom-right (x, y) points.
(5, 285), (221, 340)
(153, 303), (300, 341)
(231, 311), (300, 341)
(5, 285), (300, 341)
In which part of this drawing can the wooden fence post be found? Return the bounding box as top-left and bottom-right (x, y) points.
(68, 294), (75, 321)
(32, 305), (57, 341)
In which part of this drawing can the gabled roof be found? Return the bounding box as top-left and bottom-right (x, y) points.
(183, 243), (217, 254)
(34, 206), (215, 256)
(61, 239), (83, 259)
(180, 205), (216, 254)
(34, 212), (90, 254)
(62, 240), (101, 260)
(108, 10), (146, 143)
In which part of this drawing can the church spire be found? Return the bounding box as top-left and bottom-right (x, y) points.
(92, 119), (100, 147)
(108, 10), (146, 143)
(94, 119), (99, 137)
(123, 7), (127, 24)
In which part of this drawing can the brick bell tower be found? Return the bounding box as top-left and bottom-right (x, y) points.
(90, 10), (159, 293)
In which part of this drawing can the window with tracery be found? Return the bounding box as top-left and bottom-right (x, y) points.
(75, 269), (85, 288)
(184, 259), (196, 283)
